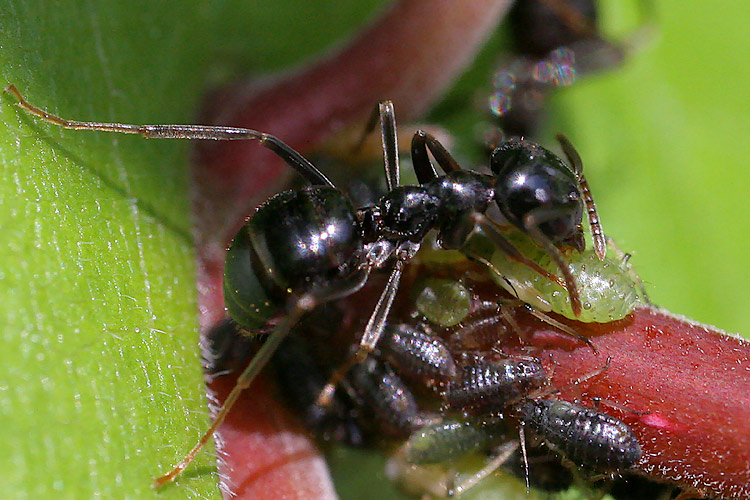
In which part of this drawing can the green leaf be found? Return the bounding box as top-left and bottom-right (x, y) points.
(0, 1), (382, 499)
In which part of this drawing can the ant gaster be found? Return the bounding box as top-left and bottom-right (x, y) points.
(7, 86), (605, 485)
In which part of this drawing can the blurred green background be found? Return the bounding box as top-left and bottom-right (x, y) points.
(0, 1), (747, 499)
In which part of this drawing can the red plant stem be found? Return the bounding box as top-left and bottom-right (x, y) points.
(192, 1), (513, 499)
(523, 305), (750, 500)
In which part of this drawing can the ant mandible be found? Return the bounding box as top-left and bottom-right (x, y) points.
(6, 85), (605, 486)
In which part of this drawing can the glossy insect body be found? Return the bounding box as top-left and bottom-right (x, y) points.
(519, 399), (642, 473)
(381, 323), (457, 390)
(446, 357), (547, 414)
(8, 86), (607, 485)
(224, 186), (368, 330)
(491, 138), (585, 253)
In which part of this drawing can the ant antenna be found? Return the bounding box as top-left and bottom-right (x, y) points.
(556, 134), (606, 260)
(5, 85), (336, 188)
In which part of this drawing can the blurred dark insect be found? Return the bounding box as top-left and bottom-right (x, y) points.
(487, 0), (651, 140)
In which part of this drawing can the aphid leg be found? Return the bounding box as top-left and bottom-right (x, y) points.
(411, 129), (463, 177)
(152, 296), (315, 487)
(521, 209), (583, 317)
(474, 215), (568, 289)
(498, 304), (529, 344)
(355, 100), (400, 190)
(549, 357), (612, 399)
(448, 440), (520, 497)
(519, 302), (597, 353)
(6, 85), (335, 187)
(606, 236), (651, 304)
(591, 397), (651, 416)
(556, 134), (606, 260)
(317, 253), (411, 407)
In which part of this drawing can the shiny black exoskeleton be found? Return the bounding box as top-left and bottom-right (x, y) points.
(518, 399), (642, 473)
(491, 138), (585, 253)
(7, 88), (605, 483)
(446, 356), (547, 414)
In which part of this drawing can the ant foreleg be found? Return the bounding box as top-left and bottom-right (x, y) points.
(521, 208), (583, 317)
(316, 250), (411, 407)
(474, 214), (568, 289)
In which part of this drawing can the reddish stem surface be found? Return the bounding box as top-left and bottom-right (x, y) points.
(192, 1), (512, 499)
(517, 305), (750, 499)
(191, 1), (750, 498)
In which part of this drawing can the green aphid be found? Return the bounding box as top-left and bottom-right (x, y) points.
(415, 278), (472, 327)
(489, 240), (645, 322)
(403, 419), (502, 465)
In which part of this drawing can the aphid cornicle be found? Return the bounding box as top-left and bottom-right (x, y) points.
(7, 85), (607, 485)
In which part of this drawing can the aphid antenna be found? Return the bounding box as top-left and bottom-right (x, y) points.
(518, 424), (531, 494)
(526, 356), (612, 409)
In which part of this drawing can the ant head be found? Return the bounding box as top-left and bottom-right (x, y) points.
(490, 138), (584, 253)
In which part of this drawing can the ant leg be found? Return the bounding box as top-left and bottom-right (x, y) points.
(556, 134), (606, 260)
(356, 101), (400, 190)
(521, 207), (583, 317)
(411, 129), (462, 178)
(152, 296), (315, 487)
(498, 298), (595, 352)
(6, 84), (335, 187)
(317, 251), (411, 407)
(474, 214), (567, 289)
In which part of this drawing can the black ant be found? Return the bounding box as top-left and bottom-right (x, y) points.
(6, 85), (606, 486)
